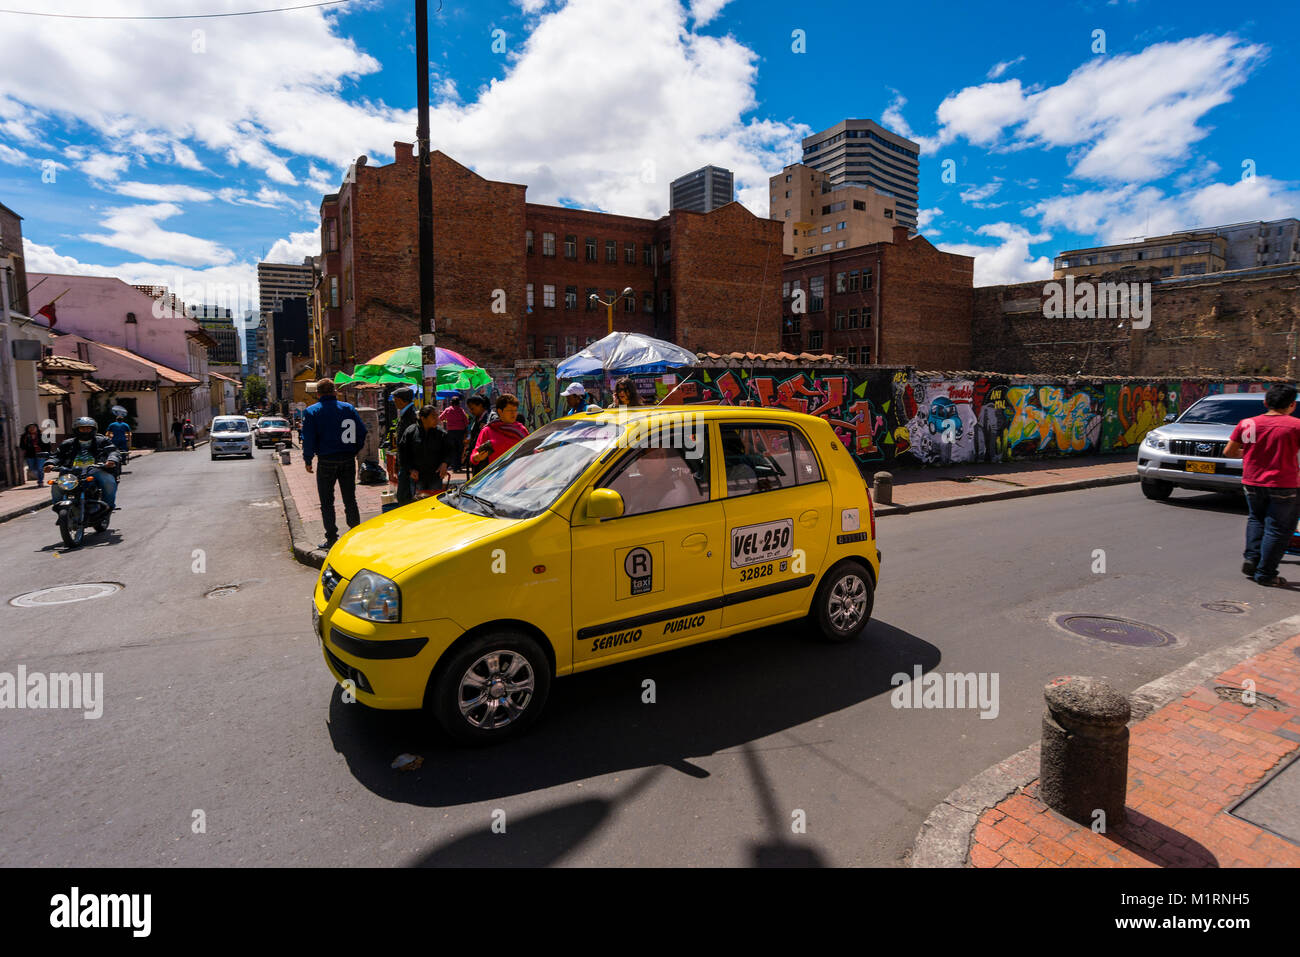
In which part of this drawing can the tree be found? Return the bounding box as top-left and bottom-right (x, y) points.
(242, 374), (268, 409)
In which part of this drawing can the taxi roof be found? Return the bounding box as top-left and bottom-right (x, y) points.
(576, 405), (822, 423)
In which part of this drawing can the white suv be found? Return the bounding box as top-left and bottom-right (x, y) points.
(210, 415), (253, 460)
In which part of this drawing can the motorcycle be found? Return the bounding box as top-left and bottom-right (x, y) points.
(50, 461), (114, 548)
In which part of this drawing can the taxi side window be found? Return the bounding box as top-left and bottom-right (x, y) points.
(722, 425), (820, 497)
(601, 428), (710, 517)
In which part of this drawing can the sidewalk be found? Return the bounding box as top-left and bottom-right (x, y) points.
(874, 455), (1137, 515)
(0, 449), (156, 524)
(912, 618), (1300, 868)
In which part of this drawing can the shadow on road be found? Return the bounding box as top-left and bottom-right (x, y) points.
(34, 528), (125, 553)
(326, 617), (939, 810)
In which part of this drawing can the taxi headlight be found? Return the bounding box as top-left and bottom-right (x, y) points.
(339, 569), (401, 622)
(1143, 433), (1167, 451)
(58, 473), (79, 490)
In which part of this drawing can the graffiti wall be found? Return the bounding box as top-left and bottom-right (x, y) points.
(672, 366), (1273, 470)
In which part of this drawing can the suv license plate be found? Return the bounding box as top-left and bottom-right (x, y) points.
(1185, 461), (1217, 474)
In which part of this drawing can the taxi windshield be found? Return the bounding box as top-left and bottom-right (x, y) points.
(444, 418), (624, 519)
(213, 420), (246, 432)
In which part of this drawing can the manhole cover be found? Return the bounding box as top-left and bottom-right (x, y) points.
(10, 582), (124, 607)
(1052, 614), (1179, 647)
(1202, 601), (1248, 614)
(206, 584), (240, 598)
(1214, 686), (1286, 711)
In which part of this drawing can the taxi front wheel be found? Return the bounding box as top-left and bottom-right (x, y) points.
(429, 632), (552, 745)
(811, 562), (875, 642)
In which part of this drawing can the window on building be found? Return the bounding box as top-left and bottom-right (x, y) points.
(565, 336), (576, 356)
(565, 235), (577, 258)
(809, 275), (824, 312)
(586, 237), (597, 261)
(809, 330), (824, 350)
(1159, 266), (1174, 277)
(785, 210), (791, 218)
(805, 246), (816, 254)
(625, 243), (635, 264)
(853, 200), (866, 211)
(784, 315), (801, 333)
(324, 219), (338, 252)
(785, 189), (790, 198)
(542, 232), (556, 256)
(833, 310), (845, 330)
(821, 244), (831, 252)
(847, 346), (858, 364)
(848, 308), (859, 329)
(662, 242), (671, 262)
(862, 345), (871, 363)
(821, 225), (831, 234)
(1180, 263), (1207, 275)
(644, 292), (653, 313)
(543, 284), (556, 307)
(526, 283), (534, 311)
(835, 240), (846, 248)
(344, 267), (353, 302)
(782, 281), (790, 299)
(862, 267), (873, 290)
(785, 174), (791, 183)
(883, 209), (893, 219)
(586, 287), (598, 311)
(606, 240), (617, 263)
(329, 276), (339, 308)
(544, 336), (557, 358)
(835, 272), (846, 293)
(565, 286), (578, 309)
(862, 304), (872, 327)
(821, 205), (831, 215)
(836, 221), (847, 230)
(643, 243), (653, 266)
(342, 202), (350, 240)
(526, 229), (534, 254)
(526, 336), (535, 359)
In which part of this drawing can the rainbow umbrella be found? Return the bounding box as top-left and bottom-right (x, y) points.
(353, 345), (476, 380)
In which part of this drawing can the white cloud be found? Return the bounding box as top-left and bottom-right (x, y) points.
(79, 203), (236, 267)
(928, 35), (1266, 183)
(0, 142), (30, 165)
(305, 163), (339, 194)
(1025, 175), (1300, 245)
(255, 186), (293, 207)
(689, 0), (732, 25)
(986, 55), (1025, 80)
(881, 92), (913, 139)
(78, 152), (130, 182)
(265, 229), (320, 264)
(916, 207), (942, 232)
(959, 179), (1003, 207)
(937, 222), (1053, 286)
(112, 181), (214, 202)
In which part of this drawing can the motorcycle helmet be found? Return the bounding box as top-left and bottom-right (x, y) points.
(74, 416), (97, 441)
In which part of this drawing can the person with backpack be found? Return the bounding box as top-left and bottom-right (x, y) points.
(181, 419), (196, 450)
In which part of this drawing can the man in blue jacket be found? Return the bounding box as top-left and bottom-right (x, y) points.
(302, 378), (368, 550)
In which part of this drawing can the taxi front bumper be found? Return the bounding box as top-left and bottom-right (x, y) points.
(313, 584), (464, 710)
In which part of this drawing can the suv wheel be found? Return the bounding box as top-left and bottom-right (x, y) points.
(810, 561), (874, 642)
(1141, 479), (1173, 500)
(429, 632), (551, 745)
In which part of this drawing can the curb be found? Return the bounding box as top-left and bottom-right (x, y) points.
(272, 457), (328, 570)
(876, 472), (1138, 516)
(907, 611), (1300, 867)
(0, 495), (53, 525)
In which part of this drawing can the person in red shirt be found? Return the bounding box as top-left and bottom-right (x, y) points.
(1225, 384), (1300, 586)
(438, 396), (469, 474)
(469, 394), (529, 468)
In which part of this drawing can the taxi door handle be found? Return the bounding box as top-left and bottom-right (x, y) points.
(682, 532), (708, 553)
(798, 509), (819, 528)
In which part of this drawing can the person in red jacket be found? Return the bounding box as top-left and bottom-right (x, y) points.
(1225, 384), (1300, 586)
(469, 394), (529, 468)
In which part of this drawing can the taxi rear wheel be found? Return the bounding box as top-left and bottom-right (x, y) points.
(811, 562), (874, 642)
(429, 632), (551, 745)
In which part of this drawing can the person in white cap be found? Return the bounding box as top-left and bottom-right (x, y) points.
(560, 381), (590, 417)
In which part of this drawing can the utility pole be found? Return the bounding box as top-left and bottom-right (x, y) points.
(416, 0), (437, 404)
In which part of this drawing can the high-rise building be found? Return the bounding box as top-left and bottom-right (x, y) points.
(669, 165), (734, 213)
(188, 304), (241, 366)
(257, 258), (317, 405)
(800, 119), (920, 230)
(770, 163), (900, 258)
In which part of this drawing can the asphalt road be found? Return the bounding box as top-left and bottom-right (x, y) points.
(1, 450), (1296, 867)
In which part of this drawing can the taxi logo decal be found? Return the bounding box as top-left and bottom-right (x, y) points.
(730, 519), (794, 568)
(625, 546), (653, 595)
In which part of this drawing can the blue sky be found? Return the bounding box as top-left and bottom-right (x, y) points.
(2, 0), (1297, 321)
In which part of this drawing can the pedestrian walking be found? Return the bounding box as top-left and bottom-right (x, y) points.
(559, 382), (591, 417)
(302, 378), (369, 550)
(19, 423), (52, 485)
(170, 417), (183, 448)
(1224, 384), (1300, 586)
(469, 394), (529, 469)
(390, 386), (418, 505)
(181, 419), (196, 450)
(439, 396), (468, 469)
(408, 405), (454, 496)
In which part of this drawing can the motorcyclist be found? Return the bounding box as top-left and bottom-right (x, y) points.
(45, 416), (121, 512)
(181, 418), (196, 450)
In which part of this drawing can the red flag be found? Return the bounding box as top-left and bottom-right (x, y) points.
(36, 302), (57, 328)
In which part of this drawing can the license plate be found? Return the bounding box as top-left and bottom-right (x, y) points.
(1184, 461), (1217, 474)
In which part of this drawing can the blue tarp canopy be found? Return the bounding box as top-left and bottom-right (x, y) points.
(556, 331), (697, 378)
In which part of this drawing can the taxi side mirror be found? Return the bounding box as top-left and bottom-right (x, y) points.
(587, 488), (624, 520)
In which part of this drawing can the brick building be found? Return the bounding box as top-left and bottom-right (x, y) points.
(972, 263), (1300, 377)
(779, 226), (974, 367)
(315, 145), (783, 378)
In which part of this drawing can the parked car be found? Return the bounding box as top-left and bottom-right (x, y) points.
(255, 416), (293, 448)
(1137, 392), (1300, 499)
(312, 407), (881, 743)
(210, 415), (253, 459)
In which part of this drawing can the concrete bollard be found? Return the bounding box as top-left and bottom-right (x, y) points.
(280, 448), (291, 465)
(1039, 676), (1130, 827)
(872, 471), (893, 505)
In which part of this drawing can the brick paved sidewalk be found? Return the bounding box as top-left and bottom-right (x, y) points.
(970, 634), (1300, 868)
(0, 449), (156, 524)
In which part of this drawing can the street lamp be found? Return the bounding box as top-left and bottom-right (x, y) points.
(589, 287), (634, 336)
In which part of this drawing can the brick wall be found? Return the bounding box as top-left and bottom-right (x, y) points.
(973, 264), (1300, 377)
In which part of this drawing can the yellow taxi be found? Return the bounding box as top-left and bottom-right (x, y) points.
(312, 406), (881, 743)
